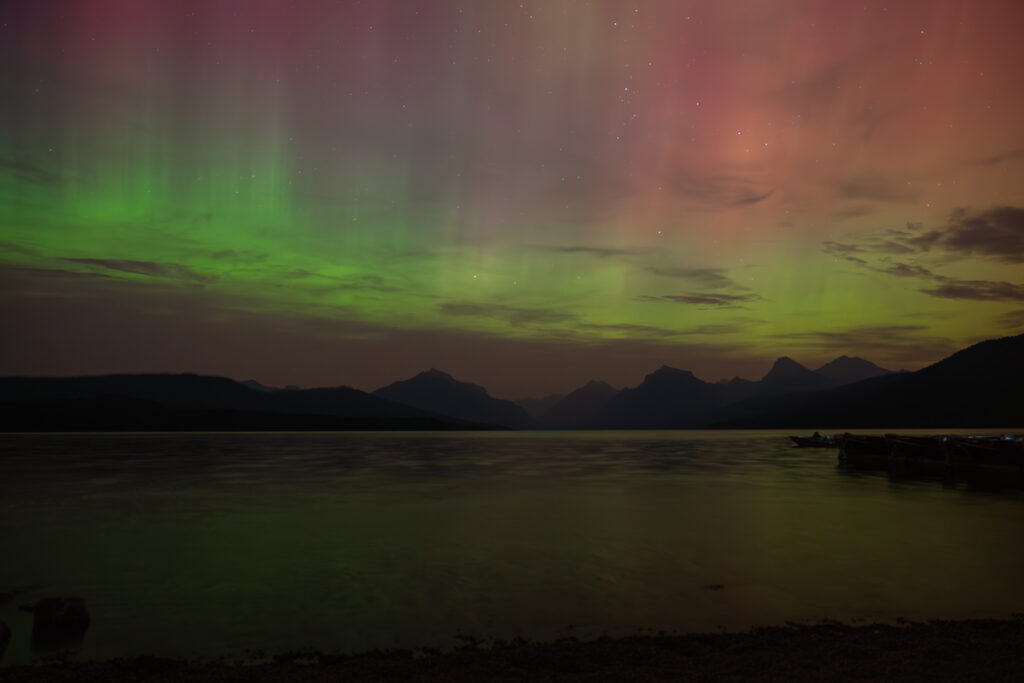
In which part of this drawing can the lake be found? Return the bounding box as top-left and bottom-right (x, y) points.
(1, 430), (1023, 666)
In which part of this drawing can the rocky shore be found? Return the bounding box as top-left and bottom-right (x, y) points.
(2, 617), (1023, 681)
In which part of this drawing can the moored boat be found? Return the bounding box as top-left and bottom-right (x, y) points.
(836, 433), (891, 467)
(837, 433), (1024, 477)
(790, 435), (836, 448)
(946, 435), (1024, 472)
(885, 434), (949, 468)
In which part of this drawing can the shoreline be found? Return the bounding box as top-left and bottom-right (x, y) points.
(3, 616), (1023, 681)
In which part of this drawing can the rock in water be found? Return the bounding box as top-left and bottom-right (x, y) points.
(31, 597), (90, 647)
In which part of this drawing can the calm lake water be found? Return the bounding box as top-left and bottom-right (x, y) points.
(2, 430), (1023, 665)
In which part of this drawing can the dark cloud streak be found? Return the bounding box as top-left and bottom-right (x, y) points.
(60, 258), (217, 283)
(637, 292), (761, 307)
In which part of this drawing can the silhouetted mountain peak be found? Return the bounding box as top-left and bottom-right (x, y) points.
(373, 371), (533, 428)
(538, 379), (619, 428)
(646, 365), (699, 382)
(814, 356), (892, 384)
(421, 368), (456, 382)
(387, 370), (490, 399)
(241, 379), (278, 392)
(761, 356), (816, 383)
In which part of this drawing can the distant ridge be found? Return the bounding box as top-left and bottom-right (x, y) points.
(373, 369), (534, 429)
(0, 374), (489, 432)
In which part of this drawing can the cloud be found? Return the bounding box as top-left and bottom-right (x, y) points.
(668, 172), (774, 208)
(904, 228), (943, 251)
(837, 174), (920, 203)
(0, 265), (113, 284)
(921, 280), (1024, 302)
(822, 233), (1024, 302)
(995, 309), (1024, 329)
(833, 205), (876, 221)
(60, 258), (218, 283)
(283, 269), (399, 293)
(530, 244), (650, 259)
(638, 292), (761, 307)
(831, 207), (1024, 263)
(770, 324), (957, 362)
(942, 206), (1024, 263)
(977, 149), (1024, 166)
(822, 241), (863, 255)
(645, 266), (739, 289)
(576, 322), (680, 337)
(878, 262), (936, 278)
(685, 323), (757, 336)
(0, 157), (62, 187)
(0, 240), (40, 257)
(824, 222), (945, 257)
(438, 301), (576, 326)
(208, 249), (268, 263)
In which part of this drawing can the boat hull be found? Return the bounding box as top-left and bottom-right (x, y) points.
(836, 434), (891, 467)
(790, 436), (836, 448)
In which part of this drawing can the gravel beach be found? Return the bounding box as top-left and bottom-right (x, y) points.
(2, 617), (1023, 682)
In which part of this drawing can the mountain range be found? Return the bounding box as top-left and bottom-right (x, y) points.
(1, 334), (1021, 431)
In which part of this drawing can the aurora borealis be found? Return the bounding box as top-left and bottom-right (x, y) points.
(2, 1), (1023, 397)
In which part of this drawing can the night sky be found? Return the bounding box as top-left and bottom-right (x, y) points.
(2, 0), (1023, 397)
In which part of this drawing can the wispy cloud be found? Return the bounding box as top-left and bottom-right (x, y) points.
(529, 244), (651, 259)
(995, 309), (1024, 329)
(0, 157), (62, 187)
(576, 322), (680, 337)
(60, 258), (217, 283)
(921, 280), (1024, 302)
(770, 324), (956, 362)
(822, 207), (1024, 301)
(826, 207), (1024, 262)
(208, 249), (268, 264)
(438, 301), (576, 326)
(942, 206), (1024, 263)
(0, 265), (113, 283)
(977, 148), (1024, 166)
(877, 262), (936, 278)
(837, 174), (919, 203)
(668, 172), (774, 208)
(283, 269), (399, 293)
(637, 292), (761, 308)
(832, 205), (876, 221)
(644, 266), (740, 289)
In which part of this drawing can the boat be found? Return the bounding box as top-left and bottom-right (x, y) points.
(885, 434), (949, 469)
(946, 435), (1024, 473)
(790, 435), (836, 448)
(836, 433), (891, 467)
